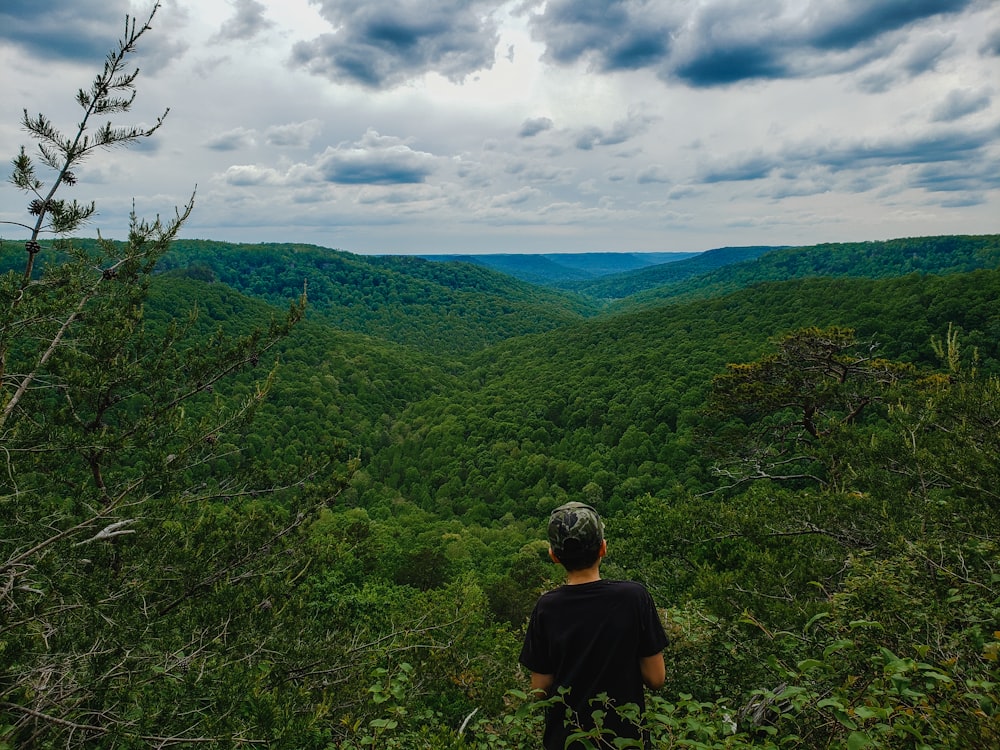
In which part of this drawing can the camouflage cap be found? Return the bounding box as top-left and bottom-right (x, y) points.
(547, 501), (604, 556)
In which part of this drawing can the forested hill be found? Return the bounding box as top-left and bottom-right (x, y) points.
(28, 235), (989, 360)
(612, 233), (1000, 310)
(557, 245), (777, 299)
(358, 267), (1000, 523)
(418, 251), (697, 285)
(9, 226), (1000, 748)
(146, 253), (1000, 528)
(156, 240), (600, 355)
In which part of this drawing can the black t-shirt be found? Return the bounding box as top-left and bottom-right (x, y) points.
(519, 579), (669, 749)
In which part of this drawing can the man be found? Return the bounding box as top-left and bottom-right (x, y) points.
(519, 501), (669, 749)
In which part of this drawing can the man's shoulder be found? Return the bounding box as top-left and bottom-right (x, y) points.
(539, 579), (651, 601)
(603, 579), (649, 592)
(601, 579), (654, 600)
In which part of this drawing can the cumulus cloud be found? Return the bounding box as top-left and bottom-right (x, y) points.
(2, 0), (994, 253)
(519, 117), (554, 137)
(266, 120), (323, 148)
(205, 126), (257, 151)
(490, 187), (540, 207)
(901, 32), (954, 76)
(806, 0), (970, 49)
(982, 28), (1000, 56)
(637, 166), (672, 184)
(289, 0), (500, 88)
(0, 0), (127, 61)
(856, 30), (956, 92)
(213, 0), (274, 43)
(315, 129), (437, 184)
(931, 89), (992, 122)
(912, 159), (1000, 193)
(697, 123), (999, 203)
(218, 129), (439, 189)
(504, 159), (573, 183)
(700, 153), (776, 183)
(528, 0), (976, 88)
(803, 127), (994, 171)
(573, 109), (657, 150)
(0, 0), (188, 71)
(223, 164), (284, 186)
(532, 0), (673, 72)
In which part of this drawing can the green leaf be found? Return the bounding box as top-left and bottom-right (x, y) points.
(823, 639), (855, 658)
(847, 731), (872, 749)
(848, 619), (883, 630)
(804, 611), (831, 631)
(853, 706), (884, 720)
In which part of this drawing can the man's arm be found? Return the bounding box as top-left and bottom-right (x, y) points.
(639, 653), (665, 690)
(530, 671), (555, 697)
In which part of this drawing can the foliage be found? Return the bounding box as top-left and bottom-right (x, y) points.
(155, 239), (599, 355)
(615, 234), (1000, 311)
(3, 12), (999, 747)
(0, 8), (336, 746)
(562, 245), (777, 300)
(704, 326), (914, 491)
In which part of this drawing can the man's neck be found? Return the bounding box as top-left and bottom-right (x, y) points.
(564, 566), (601, 585)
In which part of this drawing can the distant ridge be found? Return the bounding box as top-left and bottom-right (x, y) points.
(560, 246), (780, 299)
(419, 251), (697, 284)
(152, 239), (601, 355)
(617, 233), (1000, 310)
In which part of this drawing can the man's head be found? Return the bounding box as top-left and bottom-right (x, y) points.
(547, 501), (605, 571)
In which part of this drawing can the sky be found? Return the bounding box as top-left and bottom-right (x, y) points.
(1, 0), (998, 255)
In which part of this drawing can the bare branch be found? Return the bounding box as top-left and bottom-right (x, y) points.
(71, 519), (137, 546)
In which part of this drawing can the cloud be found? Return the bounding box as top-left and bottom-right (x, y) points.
(223, 164), (284, 186)
(911, 159), (1000, 194)
(315, 129), (437, 184)
(901, 32), (954, 75)
(2, 1), (994, 254)
(982, 28), (1000, 56)
(573, 109), (657, 150)
(931, 89), (991, 122)
(802, 0), (966, 50)
(289, 0), (500, 88)
(700, 153), (777, 183)
(266, 120), (323, 148)
(803, 127), (995, 170)
(205, 126), (257, 151)
(529, 0), (977, 88)
(218, 129), (439, 189)
(0, 0), (127, 62)
(0, 0), (188, 73)
(212, 0), (275, 43)
(637, 166), (672, 185)
(518, 117), (554, 137)
(697, 124), (999, 201)
(531, 0), (674, 72)
(504, 159), (574, 183)
(490, 187), (541, 207)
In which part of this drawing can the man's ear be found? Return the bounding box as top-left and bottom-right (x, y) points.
(598, 539), (607, 558)
(548, 547), (560, 564)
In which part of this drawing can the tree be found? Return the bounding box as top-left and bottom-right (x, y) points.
(0, 6), (336, 745)
(704, 326), (913, 491)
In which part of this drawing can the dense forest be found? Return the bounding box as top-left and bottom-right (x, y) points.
(1, 10), (998, 749)
(6, 226), (999, 747)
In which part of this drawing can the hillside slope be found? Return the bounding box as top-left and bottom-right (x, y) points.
(612, 234), (1000, 311)
(420, 251), (696, 284)
(158, 240), (600, 354)
(561, 246), (777, 299)
(363, 267), (1000, 522)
